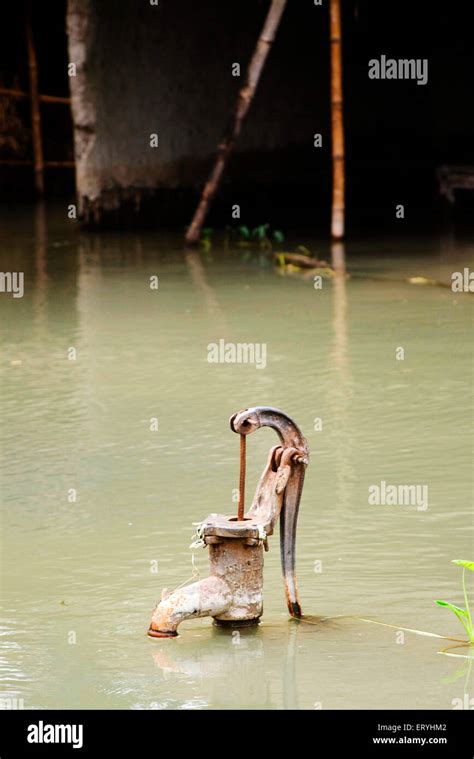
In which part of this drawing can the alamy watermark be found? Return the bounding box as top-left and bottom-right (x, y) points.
(27, 721), (83, 750)
(451, 268), (474, 292)
(0, 696), (24, 709)
(368, 480), (428, 511)
(452, 693), (474, 710)
(0, 271), (24, 298)
(368, 55), (428, 86)
(207, 339), (267, 369)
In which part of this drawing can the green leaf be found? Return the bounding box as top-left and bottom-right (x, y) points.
(435, 600), (468, 616)
(252, 224), (269, 240)
(452, 560), (474, 572)
(273, 230), (285, 243)
(238, 225), (250, 239)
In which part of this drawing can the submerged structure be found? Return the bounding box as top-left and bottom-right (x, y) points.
(64, 0), (331, 226)
(148, 407), (309, 638)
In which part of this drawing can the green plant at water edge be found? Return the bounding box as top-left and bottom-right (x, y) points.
(200, 227), (214, 251)
(200, 224), (284, 250)
(236, 224), (284, 248)
(251, 223), (285, 246)
(237, 225), (250, 240)
(435, 560), (474, 643)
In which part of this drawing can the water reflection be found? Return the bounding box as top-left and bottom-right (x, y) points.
(33, 201), (47, 321)
(1, 206), (473, 709)
(184, 248), (222, 319)
(331, 240), (346, 275)
(150, 623), (300, 709)
(329, 250), (355, 512)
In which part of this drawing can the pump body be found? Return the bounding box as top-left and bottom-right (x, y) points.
(148, 407), (309, 638)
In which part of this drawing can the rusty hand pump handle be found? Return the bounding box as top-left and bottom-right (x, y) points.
(229, 407), (309, 618)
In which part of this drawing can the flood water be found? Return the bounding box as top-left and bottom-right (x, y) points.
(1, 205), (473, 710)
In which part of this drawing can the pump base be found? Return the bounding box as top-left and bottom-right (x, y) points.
(213, 617), (260, 629)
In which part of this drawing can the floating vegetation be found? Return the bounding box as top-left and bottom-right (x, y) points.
(407, 276), (440, 286)
(199, 227), (214, 251)
(274, 247), (328, 269)
(234, 223), (284, 249)
(198, 223), (285, 250)
(274, 246), (335, 279)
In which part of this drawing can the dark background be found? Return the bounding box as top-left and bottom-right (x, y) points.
(0, 0), (472, 233)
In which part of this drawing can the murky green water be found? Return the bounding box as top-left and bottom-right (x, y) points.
(1, 206), (473, 709)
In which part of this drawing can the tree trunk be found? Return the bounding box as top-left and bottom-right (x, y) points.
(185, 0), (287, 246)
(330, 0), (345, 240)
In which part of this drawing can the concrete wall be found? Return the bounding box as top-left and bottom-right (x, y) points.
(66, 0), (328, 224)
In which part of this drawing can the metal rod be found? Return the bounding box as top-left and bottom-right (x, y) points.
(238, 434), (246, 521)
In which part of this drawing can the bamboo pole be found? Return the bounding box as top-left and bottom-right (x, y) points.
(0, 160), (75, 167)
(44, 160), (75, 168)
(25, 2), (44, 196)
(185, 0), (287, 246)
(330, 0), (345, 240)
(0, 87), (30, 99)
(40, 94), (71, 105)
(0, 160), (33, 166)
(0, 87), (71, 104)
(331, 240), (346, 275)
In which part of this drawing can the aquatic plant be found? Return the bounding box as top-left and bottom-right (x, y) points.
(199, 224), (284, 250)
(199, 227), (214, 251)
(237, 225), (250, 240)
(237, 223), (284, 248)
(435, 560), (474, 643)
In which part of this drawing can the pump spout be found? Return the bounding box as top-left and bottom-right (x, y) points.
(148, 576), (232, 638)
(230, 407), (309, 618)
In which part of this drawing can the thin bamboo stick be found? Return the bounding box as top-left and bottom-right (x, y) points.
(330, 0), (345, 240)
(0, 160), (75, 167)
(25, 2), (44, 195)
(185, 0), (287, 246)
(0, 87), (70, 104)
(0, 87), (30, 99)
(44, 160), (75, 168)
(41, 94), (71, 105)
(0, 160), (33, 166)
